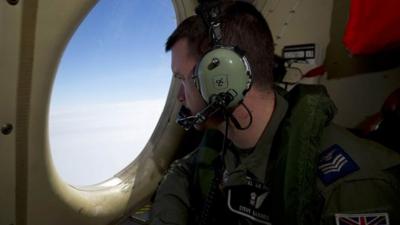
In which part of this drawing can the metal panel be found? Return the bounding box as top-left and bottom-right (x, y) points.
(0, 0), (21, 224)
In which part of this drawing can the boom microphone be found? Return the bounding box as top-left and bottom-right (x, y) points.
(176, 90), (237, 130)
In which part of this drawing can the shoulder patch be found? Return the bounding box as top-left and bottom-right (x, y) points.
(318, 144), (359, 185)
(335, 213), (390, 225)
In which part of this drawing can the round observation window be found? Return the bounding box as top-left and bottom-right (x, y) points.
(49, 0), (176, 186)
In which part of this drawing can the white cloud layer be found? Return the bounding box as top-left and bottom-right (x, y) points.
(49, 99), (166, 186)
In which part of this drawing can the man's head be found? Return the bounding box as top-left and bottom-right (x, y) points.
(167, 1), (274, 128)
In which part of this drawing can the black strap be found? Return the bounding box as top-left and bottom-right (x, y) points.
(198, 156), (224, 225)
(195, 0), (223, 45)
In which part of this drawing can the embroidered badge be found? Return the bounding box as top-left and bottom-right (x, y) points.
(335, 213), (390, 225)
(318, 144), (359, 185)
(227, 177), (272, 225)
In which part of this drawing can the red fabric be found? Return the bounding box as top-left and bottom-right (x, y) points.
(343, 0), (400, 55)
(304, 65), (326, 78)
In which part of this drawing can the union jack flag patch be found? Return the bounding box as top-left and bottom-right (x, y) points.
(318, 144), (359, 185)
(335, 213), (390, 225)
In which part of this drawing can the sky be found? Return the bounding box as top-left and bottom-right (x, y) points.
(49, 0), (176, 186)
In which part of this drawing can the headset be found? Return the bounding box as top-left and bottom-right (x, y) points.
(176, 0), (253, 130)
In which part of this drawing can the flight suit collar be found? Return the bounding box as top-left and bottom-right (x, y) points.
(223, 92), (288, 187)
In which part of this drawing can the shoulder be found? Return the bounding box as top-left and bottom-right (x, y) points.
(169, 149), (199, 171)
(317, 124), (400, 225)
(164, 128), (224, 178)
(319, 124), (400, 180)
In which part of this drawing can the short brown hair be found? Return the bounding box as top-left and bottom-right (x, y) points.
(166, 1), (274, 90)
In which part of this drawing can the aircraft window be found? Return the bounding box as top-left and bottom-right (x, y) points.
(49, 0), (176, 186)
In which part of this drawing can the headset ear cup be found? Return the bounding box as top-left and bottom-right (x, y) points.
(196, 47), (252, 109)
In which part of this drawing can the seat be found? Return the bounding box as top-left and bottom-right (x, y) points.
(352, 88), (400, 152)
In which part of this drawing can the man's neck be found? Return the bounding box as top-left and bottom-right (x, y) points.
(218, 88), (276, 149)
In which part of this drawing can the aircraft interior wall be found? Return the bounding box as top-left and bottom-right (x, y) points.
(0, 0), (20, 224)
(0, 0), (399, 225)
(322, 0), (400, 128)
(264, 0), (400, 128)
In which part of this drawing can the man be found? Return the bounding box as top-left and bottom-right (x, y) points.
(150, 1), (400, 225)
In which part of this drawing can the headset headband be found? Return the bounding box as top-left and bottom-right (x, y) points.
(195, 0), (222, 45)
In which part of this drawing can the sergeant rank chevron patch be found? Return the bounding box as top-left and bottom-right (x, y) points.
(317, 144), (359, 185)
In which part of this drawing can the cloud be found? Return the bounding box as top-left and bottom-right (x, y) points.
(49, 99), (166, 186)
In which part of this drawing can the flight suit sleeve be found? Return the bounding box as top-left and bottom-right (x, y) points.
(150, 151), (197, 225)
(319, 168), (400, 225)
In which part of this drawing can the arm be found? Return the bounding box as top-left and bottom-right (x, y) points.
(150, 151), (197, 225)
(319, 168), (400, 225)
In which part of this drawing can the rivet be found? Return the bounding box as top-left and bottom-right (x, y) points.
(1, 123), (13, 135)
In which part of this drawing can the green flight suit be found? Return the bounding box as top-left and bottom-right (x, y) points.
(317, 124), (400, 225)
(150, 85), (400, 225)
